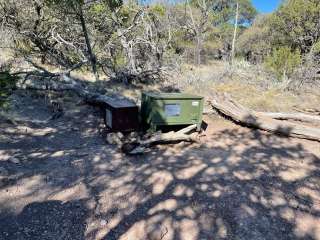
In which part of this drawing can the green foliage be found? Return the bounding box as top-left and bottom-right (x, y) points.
(117, 5), (131, 24)
(313, 41), (320, 54)
(89, 2), (107, 14)
(150, 4), (166, 17)
(269, 0), (320, 53)
(5, 0), (320, 85)
(46, 0), (122, 12)
(237, 0), (258, 24)
(212, 0), (257, 25)
(104, 0), (123, 10)
(236, 0), (320, 70)
(45, 0), (83, 9)
(264, 47), (301, 80)
(113, 52), (127, 70)
(237, 14), (272, 63)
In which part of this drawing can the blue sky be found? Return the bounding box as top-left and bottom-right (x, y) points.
(252, 0), (282, 13)
(141, 0), (282, 13)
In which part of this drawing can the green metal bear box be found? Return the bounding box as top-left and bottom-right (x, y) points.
(141, 92), (204, 131)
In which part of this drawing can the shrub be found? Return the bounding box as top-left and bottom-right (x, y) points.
(264, 47), (301, 81)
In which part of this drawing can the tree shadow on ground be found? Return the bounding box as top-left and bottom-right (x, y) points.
(0, 199), (89, 240)
(0, 95), (320, 240)
(101, 128), (320, 240)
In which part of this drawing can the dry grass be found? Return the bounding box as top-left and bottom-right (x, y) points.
(0, 50), (12, 62)
(3, 56), (319, 113)
(66, 59), (319, 113)
(167, 60), (320, 112)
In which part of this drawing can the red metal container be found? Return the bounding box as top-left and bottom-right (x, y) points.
(104, 98), (139, 132)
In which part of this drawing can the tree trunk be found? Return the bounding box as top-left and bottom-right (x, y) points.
(196, 34), (202, 65)
(78, 7), (99, 81)
(186, 0), (203, 66)
(231, 1), (239, 65)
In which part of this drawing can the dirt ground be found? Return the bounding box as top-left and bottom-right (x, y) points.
(0, 91), (320, 240)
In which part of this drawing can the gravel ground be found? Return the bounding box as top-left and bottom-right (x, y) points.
(0, 91), (320, 240)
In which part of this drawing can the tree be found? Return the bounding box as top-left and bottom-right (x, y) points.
(184, 0), (214, 65)
(269, 0), (320, 54)
(0, 0), (124, 78)
(212, 0), (257, 25)
(167, 0), (257, 65)
(1, 1), (57, 62)
(237, 14), (272, 63)
(211, 0), (257, 62)
(45, 0), (122, 80)
(0, 0), (173, 83)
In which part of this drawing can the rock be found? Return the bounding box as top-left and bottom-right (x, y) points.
(9, 157), (20, 164)
(129, 131), (139, 138)
(106, 133), (115, 144)
(129, 146), (146, 155)
(100, 220), (107, 226)
(121, 142), (140, 154)
(116, 132), (124, 139)
(106, 133), (122, 145)
(129, 137), (137, 143)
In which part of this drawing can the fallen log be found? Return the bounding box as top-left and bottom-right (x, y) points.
(13, 60), (116, 106)
(139, 130), (197, 147)
(122, 125), (198, 155)
(19, 73), (120, 107)
(256, 112), (320, 123)
(293, 107), (320, 116)
(176, 124), (197, 134)
(209, 93), (320, 142)
(205, 101), (320, 124)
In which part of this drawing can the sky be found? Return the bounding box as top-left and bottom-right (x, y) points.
(140, 0), (282, 14)
(252, 0), (282, 13)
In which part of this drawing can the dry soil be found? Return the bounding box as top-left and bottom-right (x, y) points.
(0, 91), (320, 240)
